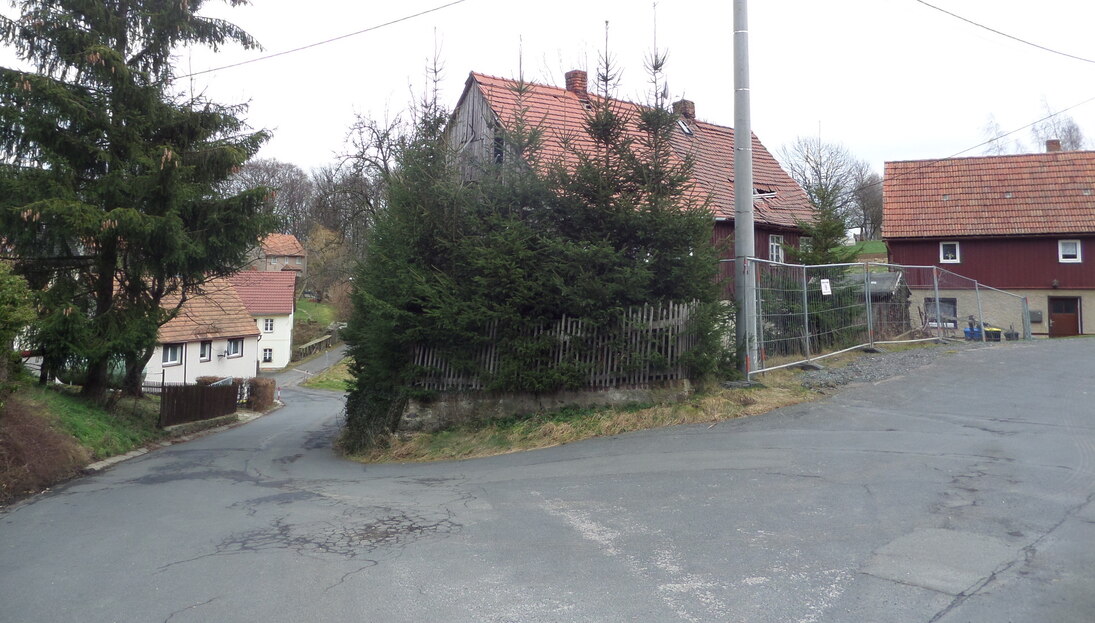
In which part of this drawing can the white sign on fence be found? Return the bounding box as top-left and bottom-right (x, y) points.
(820, 279), (832, 296)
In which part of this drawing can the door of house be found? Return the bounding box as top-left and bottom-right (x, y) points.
(1048, 297), (1081, 337)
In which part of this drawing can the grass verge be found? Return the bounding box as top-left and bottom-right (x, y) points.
(1, 382), (169, 505)
(302, 357), (351, 392)
(348, 367), (817, 464)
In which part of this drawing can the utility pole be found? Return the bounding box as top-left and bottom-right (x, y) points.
(733, 0), (758, 375)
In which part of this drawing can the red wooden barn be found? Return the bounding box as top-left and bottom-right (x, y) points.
(883, 143), (1095, 337)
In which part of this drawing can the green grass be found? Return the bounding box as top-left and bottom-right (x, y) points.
(27, 385), (166, 460)
(302, 357), (351, 391)
(845, 240), (887, 255)
(296, 298), (336, 326)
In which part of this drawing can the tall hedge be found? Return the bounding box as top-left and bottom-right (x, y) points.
(342, 61), (733, 452)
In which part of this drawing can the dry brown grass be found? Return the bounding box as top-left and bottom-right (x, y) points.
(350, 366), (819, 464)
(0, 394), (90, 505)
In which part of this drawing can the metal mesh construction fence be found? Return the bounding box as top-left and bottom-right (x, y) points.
(721, 258), (1032, 374)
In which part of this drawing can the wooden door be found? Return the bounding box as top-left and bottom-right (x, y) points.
(1048, 297), (1081, 337)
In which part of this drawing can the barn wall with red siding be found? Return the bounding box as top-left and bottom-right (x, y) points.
(888, 236), (1095, 289)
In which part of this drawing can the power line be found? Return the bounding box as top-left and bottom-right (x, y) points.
(914, 0), (1095, 66)
(171, 0), (471, 82)
(858, 94), (1095, 194)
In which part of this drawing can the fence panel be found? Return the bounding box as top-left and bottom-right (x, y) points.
(721, 258), (1031, 375)
(159, 383), (238, 427)
(411, 302), (697, 392)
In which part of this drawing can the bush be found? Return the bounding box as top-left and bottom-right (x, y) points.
(249, 377), (276, 411)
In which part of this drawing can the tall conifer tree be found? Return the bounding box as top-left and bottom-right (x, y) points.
(0, 0), (276, 399)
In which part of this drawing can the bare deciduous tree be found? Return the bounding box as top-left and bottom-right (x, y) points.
(226, 159), (314, 239)
(777, 137), (881, 239)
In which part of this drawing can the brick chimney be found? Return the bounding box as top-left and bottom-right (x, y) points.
(672, 99), (696, 120)
(1046, 139), (1062, 152)
(565, 69), (587, 98)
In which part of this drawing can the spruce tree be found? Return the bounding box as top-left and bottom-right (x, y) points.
(0, 0), (276, 400)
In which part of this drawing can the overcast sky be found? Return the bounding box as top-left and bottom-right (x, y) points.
(12, 0), (1095, 173)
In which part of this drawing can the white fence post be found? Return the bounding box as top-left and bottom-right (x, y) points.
(864, 262), (875, 349)
(975, 281), (986, 342)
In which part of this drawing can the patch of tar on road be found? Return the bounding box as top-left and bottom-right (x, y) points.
(303, 422), (340, 450)
(215, 507), (458, 560)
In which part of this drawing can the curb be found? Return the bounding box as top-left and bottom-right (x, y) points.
(81, 401), (286, 474)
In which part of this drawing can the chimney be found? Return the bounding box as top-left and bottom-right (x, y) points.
(565, 69), (587, 98)
(672, 99), (696, 120)
(1046, 139), (1062, 153)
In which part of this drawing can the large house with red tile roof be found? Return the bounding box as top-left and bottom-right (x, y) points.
(144, 278), (261, 384)
(883, 145), (1095, 337)
(445, 70), (815, 279)
(249, 233), (307, 280)
(229, 271), (297, 369)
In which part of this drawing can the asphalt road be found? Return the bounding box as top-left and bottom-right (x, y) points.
(1, 339), (1092, 622)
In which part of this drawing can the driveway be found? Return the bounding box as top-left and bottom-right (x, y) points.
(0, 339), (1092, 622)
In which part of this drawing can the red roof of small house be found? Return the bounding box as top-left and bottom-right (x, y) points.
(228, 271), (296, 316)
(261, 233), (306, 257)
(463, 72), (814, 228)
(158, 278), (260, 344)
(883, 151), (1095, 239)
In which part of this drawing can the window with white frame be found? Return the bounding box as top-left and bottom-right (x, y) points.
(162, 343), (183, 366)
(939, 241), (960, 263)
(1058, 239), (1082, 263)
(199, 341), (212, 362)
(263, 348), (273, 363)
(769, 235), (785, 263)
(262, 318), (275, 332)
(226, 338), (243, 358)
(295, 257), (302, 265)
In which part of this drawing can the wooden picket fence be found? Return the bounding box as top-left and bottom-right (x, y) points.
(412, 302), (699, 392)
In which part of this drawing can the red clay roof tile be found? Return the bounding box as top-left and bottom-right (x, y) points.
(883, 151), (1095, 239)
(159, 278), (260, 344)
(228, 271), (296, 316)
(466, 72), (813, 228)
(261, 233), (306, 257)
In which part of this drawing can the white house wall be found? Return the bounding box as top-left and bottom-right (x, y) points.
(256, 312), (294, 370)
(145, 336), (260, 385)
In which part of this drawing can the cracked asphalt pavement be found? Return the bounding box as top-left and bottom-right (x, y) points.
(1, 339), (1093, 622)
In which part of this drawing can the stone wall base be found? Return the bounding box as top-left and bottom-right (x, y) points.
(400, 381), (693, 432)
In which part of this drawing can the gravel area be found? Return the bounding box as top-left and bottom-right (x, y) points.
(798, 340), (988, 389)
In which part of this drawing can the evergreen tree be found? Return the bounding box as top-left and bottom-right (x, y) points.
(0, 0), (276, 400)
(342, 55), (730, 452)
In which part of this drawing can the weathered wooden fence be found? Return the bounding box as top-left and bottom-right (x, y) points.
(412, 302), (699, 392)
(159, 383), (238, 427)
(293, 334), (336, 362)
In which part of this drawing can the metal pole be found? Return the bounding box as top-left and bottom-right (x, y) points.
(801, 265), (811, 361)
(864, 262), (876, 348)
(733, 0), (757, 376)
(932, 267), (944, 341)
(1022, 296), (1032, 339)
(975, 281), (986, 343)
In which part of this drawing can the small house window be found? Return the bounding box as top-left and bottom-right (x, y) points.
(769, 235), (785, 263)
(295, 257), (302, 265)
(162, 343), (183, 366)
(925, 297), (958, 329)
(940, 241), (960, 263)
(262, 348), (273, 363)
(493, 135), (504, 164)
(1059, 239), (1082, 263)
(263, 318), (275, 332)
(226, 338), (243, 358)
(199, 341), (212, 362)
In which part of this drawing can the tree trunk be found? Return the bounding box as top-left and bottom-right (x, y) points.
(122, 345), (155, 397)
